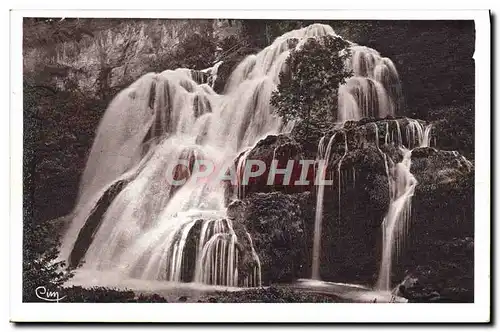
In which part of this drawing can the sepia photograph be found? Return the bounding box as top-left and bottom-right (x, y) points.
(9, 9), (491, 323)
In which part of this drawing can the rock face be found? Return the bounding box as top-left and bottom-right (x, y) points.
(409, 146), (474, 247)
(398, 237), (474, 302)
(212, 58), (241, 94)
(227, 134), (310, 201)
(229, 192), (311, 284)
(24, 19), (221, 98)
(400, 149), (474, 302)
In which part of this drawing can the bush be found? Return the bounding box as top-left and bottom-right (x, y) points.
(23, 217), (74, 302)
(428, 104), (474, 160)
(271, 35), (352, 133)
(174, 32), (217, 69)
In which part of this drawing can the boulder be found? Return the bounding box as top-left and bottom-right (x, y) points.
(227, 134), (309, 200)
(233, 192), (312, 284)
(401, 237), (474, 302)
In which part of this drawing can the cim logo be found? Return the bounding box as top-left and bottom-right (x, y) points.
(35, 286), (66, 303)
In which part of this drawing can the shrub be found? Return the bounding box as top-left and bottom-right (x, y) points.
(175, 32), (217, 70)
(428, 104), (474, 160)
(23, 217), (74, 302)
(271, 35), (352, 134)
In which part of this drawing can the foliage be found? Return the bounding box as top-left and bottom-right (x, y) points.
(216, 35), (247, 60)
(23, 79), (108, 221)
(23, 79), (103, 301)
(290, 119), (330, 159)
(23, 78), (74, 302)
(23, 215), (74, 302)
(271, 35), (352, 132)
(428, 104), (474, 160)
(174, 32), (217, 70)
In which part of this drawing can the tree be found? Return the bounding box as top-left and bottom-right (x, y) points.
(23, 82), (75, 302)
(175, 32), (217, 70)
(270, 35), (352, 132)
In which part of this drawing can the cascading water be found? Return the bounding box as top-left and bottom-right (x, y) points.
(376, 149), (417, 291)
(60, 21), (415, 292)
(60, 62), (276, 286)
(309, 117), (433, 299)
(310, 41), (403, 280)
(193, 218), (244, 287)
(311, 133), (337, 280)
(337, 132), (349, 222)
(338, 45), (402, 121)
(64, 23), (399, 289)
(376, 121), (432, 291)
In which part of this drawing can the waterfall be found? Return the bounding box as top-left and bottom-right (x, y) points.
(310, 117), (433, 287)
(201, 60), (223, 88)
(60, 22), (412, 289)
(337, 132), (349, 221)
(311, 130), (348, 280)
(311, 133), (337, 280)
(308, 43), (404, 281)
(62, 23), (370, 288)
(235, 148), (252, 200)
(376, 149), (416, 291)
(192, 218), (261, 286)
(338, 45), (402, 121)
(376, 121), (432, 291)
(310, 45), (403, 280)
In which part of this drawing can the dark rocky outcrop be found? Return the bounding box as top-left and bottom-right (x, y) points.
(398, 150), (474, 302)
(229, 118), (474, 298)
(227, 134), (311, 201)
(399, 237), (474, 303)
(410, 147), (474, 242)
(212, 59), (239, 94)
(69, 179), (128, 268)
(229, 192), (312, 284)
